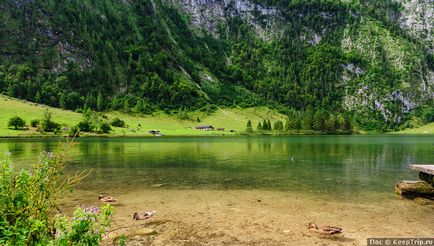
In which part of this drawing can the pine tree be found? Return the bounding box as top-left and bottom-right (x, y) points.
(341, 115), (352, 133)
(293, 117), (301, 131)
(257, 122), (263, 131)
(59, 93), (66, 109)
(135, 99), (145, 113)
(97, 91), (104, 112)
(246, 120), (253, 133)
(326, 114), (337, 132)
(35, 91), (41, 103)
(123, 99), (130, 113)
(313, 110), (326, 131)
(302, 109), (314, 130)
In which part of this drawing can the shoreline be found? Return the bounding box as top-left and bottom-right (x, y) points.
(0, 132), (434, 139)
(61, 188), (434, 246)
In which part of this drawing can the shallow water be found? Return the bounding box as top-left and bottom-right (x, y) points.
(1, 136), (433, 245)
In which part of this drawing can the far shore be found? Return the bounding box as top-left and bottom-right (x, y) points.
(0, 132), (433, 139)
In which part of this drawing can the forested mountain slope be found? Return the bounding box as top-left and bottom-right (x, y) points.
(0, 0), (433, 131)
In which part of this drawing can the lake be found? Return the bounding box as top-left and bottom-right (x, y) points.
(0, 135), (433, 245)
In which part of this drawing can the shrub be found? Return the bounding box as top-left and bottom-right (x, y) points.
(54, 205), (112, 245)
(41, 110), (61, 132)
(77, 109), (95, 132)
(77, 121), (93, 132)
(30, 119), (39, 127)
(8, 116), (26, 129)
(69, 125), (80, 137)
(99, 122), (112, 134)
(110, 118), (125, 128)
(0, 145), (112, 245)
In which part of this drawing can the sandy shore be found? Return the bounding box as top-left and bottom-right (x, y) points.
(61, 189), (434, 246)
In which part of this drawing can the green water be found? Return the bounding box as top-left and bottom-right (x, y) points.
(1, 135), (433, 200)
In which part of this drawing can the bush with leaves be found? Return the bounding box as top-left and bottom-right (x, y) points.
(30, 119), (40, 128)
(8, 116), (26, 129)
(69, 125), (80, 137)
(77, 109), (96, 132)
(41, 110), (61, 132)
(110, 118), (125, 128)
(54, 205), (112, 245)
(0, 144), (112, 245)
(99, 122), (112, 134)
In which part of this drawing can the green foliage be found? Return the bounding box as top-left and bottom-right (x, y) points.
(246, 120), (253, 133)
(326, 114), (338, 132)
(0, 152), (59, 245)
(41, 110), (61, 132)
(77, 109), (96, 132)
(99, 122), (112, 134)
(273, 120), (284, 131)
(313, 111), (326, 132)
(257, 122), (262, 131)
(8, 116), (26, 130)
(0, 0), (431, 132)
(177, 108), (191, 120)
(420, 106), (434, 124)
(110, 118), (126, 128)
(284, 109), (352, 134)
(30, 119), (39, 128)
(68, 125), (80, 137)
(97, 92), (105, 112)
(54, 205), (112, 245)
(0, 147), (111, 245)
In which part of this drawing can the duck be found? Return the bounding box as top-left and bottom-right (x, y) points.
(98, 194), (117, 203)
(308, 222), (343, 235)
(133, 210), (157, 220)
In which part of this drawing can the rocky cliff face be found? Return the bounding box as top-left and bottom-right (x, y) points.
(168, 0), (433, 122)
(395, 0), (433, 52)
(165, 0), (281, 39)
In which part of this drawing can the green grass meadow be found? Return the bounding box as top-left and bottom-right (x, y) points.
(0, 95), (286, 137)
(396, 122), (434, 134)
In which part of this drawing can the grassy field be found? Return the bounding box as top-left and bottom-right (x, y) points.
(0, 95), (286, 137)
(396, 122), (434, 134)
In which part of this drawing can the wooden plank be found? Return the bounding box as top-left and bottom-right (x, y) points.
(409, 164), (434, 175)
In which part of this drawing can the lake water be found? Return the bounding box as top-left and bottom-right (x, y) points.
(1, 136), (433, 245)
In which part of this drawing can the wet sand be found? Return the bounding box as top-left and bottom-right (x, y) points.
(61, 189), (434, 246)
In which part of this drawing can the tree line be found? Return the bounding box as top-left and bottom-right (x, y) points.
(246, 109), (353, 134)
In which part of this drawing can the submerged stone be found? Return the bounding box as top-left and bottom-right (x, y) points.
(395, 181), (434, 199)
(135, 228), (158, 236)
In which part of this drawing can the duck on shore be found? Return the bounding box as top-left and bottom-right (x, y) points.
(308, 222), (343, 235)
(133, 210), (157, 220)
(98, 194), (117, 203)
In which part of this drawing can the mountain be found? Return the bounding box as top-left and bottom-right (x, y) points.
(0, 0), (433, 131)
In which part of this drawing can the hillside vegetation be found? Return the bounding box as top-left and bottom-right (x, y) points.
(0, 0), (432, 132)
(0, 95), (286, 137)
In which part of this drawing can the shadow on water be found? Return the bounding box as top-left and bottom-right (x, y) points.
(0, 135), (433, 201)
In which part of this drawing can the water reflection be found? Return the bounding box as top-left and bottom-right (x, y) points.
(0, 136), (432, 199)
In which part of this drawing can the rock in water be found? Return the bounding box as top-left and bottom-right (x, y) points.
(395, 181), (434, 199)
